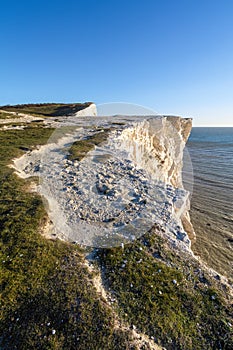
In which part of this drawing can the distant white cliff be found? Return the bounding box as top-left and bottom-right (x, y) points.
(74, 103), (97, 117)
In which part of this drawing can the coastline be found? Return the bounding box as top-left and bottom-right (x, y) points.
(9, 118), (233, 294)
(12, 149), (233, 295)
(1, 109), (233, 349)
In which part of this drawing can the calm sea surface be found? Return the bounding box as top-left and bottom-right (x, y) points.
(185, 127), (233, 280)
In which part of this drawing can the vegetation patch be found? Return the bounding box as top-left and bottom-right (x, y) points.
(0, 122), (46, 129)
(68, 129), (112, 161)
(0, 103), (93, 118)
(0, 112), (18, 120)
(96, 231), (233, 350)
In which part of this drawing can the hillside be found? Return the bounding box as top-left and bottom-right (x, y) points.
(0, 102), (93, 118)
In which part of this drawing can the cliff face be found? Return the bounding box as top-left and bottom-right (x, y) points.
(118, 116), (192, 187)
(116, 116), (195, 244)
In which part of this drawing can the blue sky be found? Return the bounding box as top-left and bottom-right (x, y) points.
(1, 0), (233, 126)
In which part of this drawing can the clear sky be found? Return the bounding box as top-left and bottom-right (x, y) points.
(1, 0), (233, 126)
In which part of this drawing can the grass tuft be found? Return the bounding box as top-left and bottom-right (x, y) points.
(68, 129), (112, 161)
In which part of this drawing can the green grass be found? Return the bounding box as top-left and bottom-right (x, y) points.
(0, 112), (17, 120)
(0, 102), (93, 118)
(0, 122), (45, 130)
(96, 231), (233, 350)
(0, 127), (134, 350)
(68, 129), (112, 161)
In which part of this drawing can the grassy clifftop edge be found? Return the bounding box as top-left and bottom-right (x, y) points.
(0, 102), (94, 118)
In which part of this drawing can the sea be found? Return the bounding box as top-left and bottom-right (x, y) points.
(185, 127), (233, 281)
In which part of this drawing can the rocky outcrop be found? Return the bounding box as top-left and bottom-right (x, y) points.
(116, 116), (195, 243)
(117, 116), (192, 187)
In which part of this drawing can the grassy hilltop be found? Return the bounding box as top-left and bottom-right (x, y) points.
(0, 102), (93, 118)
(0, 104), (232, 350)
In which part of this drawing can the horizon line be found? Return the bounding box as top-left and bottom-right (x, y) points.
(193, 125), (233, 127)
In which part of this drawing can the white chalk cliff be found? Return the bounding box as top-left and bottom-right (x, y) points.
(12, 113), (195, 250)
(74, 103), (97, 117)
(115, 116), (195, 243)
